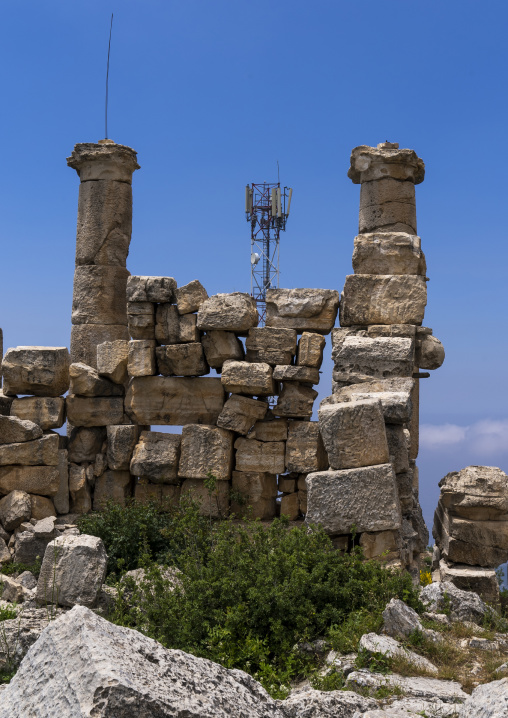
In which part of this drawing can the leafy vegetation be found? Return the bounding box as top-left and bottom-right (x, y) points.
(1, 560), (41, 579)
(0, 605), (17, 622)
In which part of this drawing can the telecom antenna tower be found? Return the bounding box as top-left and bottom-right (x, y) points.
(245, 182), (292, 323)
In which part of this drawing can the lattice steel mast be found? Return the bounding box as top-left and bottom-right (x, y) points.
(245, 182), (292, 323)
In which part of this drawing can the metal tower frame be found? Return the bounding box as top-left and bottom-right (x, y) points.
(246, 182), (292, 323)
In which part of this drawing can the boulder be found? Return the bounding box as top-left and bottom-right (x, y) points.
(2, 347), (70, 398)
(297, 332), (326, 368)
(0, 490), (31, 531)
(36, 535), (107, 608)
(0, 415), (42, 444)
(126, 376), (224, 425)
(0, 605), (285, 718)
(234, 438), (285, 474)
(71, 265), (129, 325)
(216, 394), (268, 435)
(126, 275), (176, 303)
(197, 292), (258, 332)
(127, 340), (156, 377)
(130, 431), (181, 484)
(0, 606), (64, 674)
(346, 672), (466, 705)
(156, 343), (209, 377)
(0, 434), (59, 466)
(306, 464), (401, 534)
(201, 330), (244, 369)
(221, 360), (274, 396)
(417, 335), (445, 370)
(68, 426), (106, 463)
(285, 421), (328, 473)
(273, 383), (318, 419)
(13, 529), (54, 565)
(179, 425), (234, 480)
(332, 336), (414, 382)
(176, 279), (208, 314)
(460, 678), (508, 717)
(382, 598), (423, 639)
(66, 396), (125, 427)
(10, 397), (66, 430)
(339, 274), (427, 326)
(420, 581), (492, 625)
(281, 689), (376, 717)
(107, 424), (139, 470)
(358, 632), (438, 674)
(96, 340), (129, 384)
(318, 399), (389, 470)
(265, 288), (340, 334)
(352, 232), (426, 275)
(245, 327), (297, 365)
(0, 466), (60, 497)
(69, 362), (124, 397)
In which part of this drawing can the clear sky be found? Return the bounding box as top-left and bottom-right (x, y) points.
(1, 0), (507, 533)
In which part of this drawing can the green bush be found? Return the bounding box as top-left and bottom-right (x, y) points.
(103, 506), (421, 698)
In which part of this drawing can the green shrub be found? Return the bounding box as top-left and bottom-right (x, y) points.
(105, 507), (421, 697)
(0, 605), (17, 622)
(1, 560), (41, 578)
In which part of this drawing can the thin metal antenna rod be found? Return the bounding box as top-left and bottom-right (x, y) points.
(277, 160), (280, 184)
(105, 13), (114, 139)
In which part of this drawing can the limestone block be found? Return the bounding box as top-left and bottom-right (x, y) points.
(0, 490), (31, 530)
(69, 465), (91, 514)
(30, 495), (56, 520)
(245, 327), (297, 366)
(74, 179), (132, 266)
(128, 313), (155, 341)
(348, 145), (425, 184)
(221, 360), (274, 396)
(318, 399), (389, 470)
(0, 415), (42, 444)
(69, 363), (123, 397)
(179, 314), (200, 343)
(285, 421), (327, 473)
(107, 425), (139, 470)
(197, 293), (258, 333)
(230, 495), (276, 520)
(340, 275), (427, 326)
(68, 427), (106, 463)
(201, 330), (244, 369)
(273, 383), (318, 419)
(265, 288), (339, 334)
(438, 465), (508, 520)
(181, 478), (230, 518)
(67, 141), (140, 182)
(134, 481), (181, 508)
(0, 466), (60, 497)
(216, 395), (268, 435)
(10, 397), (65, 431)
(306, 464), (401, 534)
(156, 343), (208, 377)
(70, 323), (129, 369)
(231, 471), (277, 502)
(438, 561), (500, 605)
(127, 301), (154, 316)
(280, 493), (300, 521)
(179, 425), (234, 480)
(0, 391), (13, 416)
(248, 418), (288, 442)
(126, 276), (176, 303)
(416, 335), (445, 370)
(278, 476), (296, 492)
(298, 490), (307, 514)
(53, 450), (69, 515)
(234, 438), (285, 474)
(460, 677), (508, 717)
(36, 535), (107, 607)
(125, 376), (224, 425)
(155, 304), (180, 344)
(352, 233), (426, 275)
(130, 431), (181, 484)
(367, 324), (417, 338)
(66, 396), (124, 427)
(359, 178), (417, 234)
(272, 365), (319, 384)
(386, 424), (410, 474)
(176, 280), (208, 315)
(93, 471), (132, 509)
(332, 336), (414, 382)
(96, 340), (129, 384)
(330, 378), (414, 424)
(0, 434), (59, 467)
(0, 537), (10, 563)
(71, 266), (129, 325)
(357, 634), (437, 675)
(2, 347), (70, 397)
(360, 530), (398, 560)
(297, 333), (326, 368)
(128, 340), (156, 377)
(395, 470), (414, 514)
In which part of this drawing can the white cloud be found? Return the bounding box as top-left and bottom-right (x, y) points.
(420, 419), (508, 457)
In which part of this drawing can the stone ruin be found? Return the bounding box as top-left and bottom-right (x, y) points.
(0, 137), (464, 583)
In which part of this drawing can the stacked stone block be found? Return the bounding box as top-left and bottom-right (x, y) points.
(305, 143), (444, 577)
(122, 280), (338, 518)
(432, 466), (508, 603)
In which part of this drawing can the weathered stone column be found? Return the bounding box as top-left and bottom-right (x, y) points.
(67, 140), (139, 368)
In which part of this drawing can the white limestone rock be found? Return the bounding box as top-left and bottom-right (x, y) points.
(358, 632), (437, 674)
(460, 677), (508, 717)
(197, 292), (258, 332)
(0, 490), (33, 530)
(10, 397), (66, 430)
(2, 347), (70, 398)
(281, 688), (376, 717)
(346, 672), (467, 704)
(420, 581), (492, 625)
(265, 288), (339, 334)
(382, 598), (423, 639)
(126, 275), (176, 303)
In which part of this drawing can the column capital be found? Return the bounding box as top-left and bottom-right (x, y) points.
(67, 141), (140, 183)
(348, 143), (425, 185)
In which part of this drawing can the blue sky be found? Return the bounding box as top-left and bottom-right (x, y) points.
(1, 0), (507, 532)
